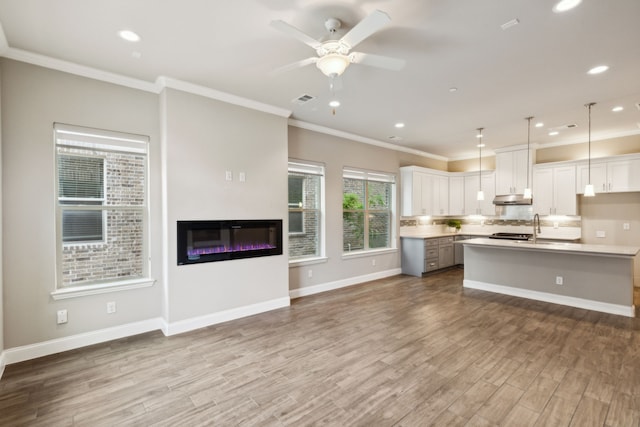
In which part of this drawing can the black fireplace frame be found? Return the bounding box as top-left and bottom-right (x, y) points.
(177, 219), (283, 265)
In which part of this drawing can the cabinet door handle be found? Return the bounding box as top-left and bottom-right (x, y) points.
(603, 183), (606, 191)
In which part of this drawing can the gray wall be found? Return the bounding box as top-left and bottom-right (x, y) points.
(1, 59), (163, 348)
(161, 88), (289, 322)
(287, 126), (403, 291)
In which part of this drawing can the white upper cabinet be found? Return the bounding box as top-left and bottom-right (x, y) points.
(495, 148), (535, 195)
(400, 167), (449, 216)
(448, 175), (465, 215)
(577, 156), (640, 194)
(464, 172), (495, 215)
(533, 164), (577, 215)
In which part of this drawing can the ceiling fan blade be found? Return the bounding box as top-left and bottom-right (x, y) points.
(271, 57), (318, 75)
(270, 20), (322, 50)
(351, 52), (405, 71)
(340, 10), (391, 49)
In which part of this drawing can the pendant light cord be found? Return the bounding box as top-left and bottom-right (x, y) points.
(525, 116), (533, 189)
(585, 102), (595, 184)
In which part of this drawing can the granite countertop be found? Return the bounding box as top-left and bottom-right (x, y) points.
(461, 237), (640, 257)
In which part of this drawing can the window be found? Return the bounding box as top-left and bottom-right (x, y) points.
(343, 168), (395, 253)
(288, 160), (324, 260)
(54, 123), (150, 291)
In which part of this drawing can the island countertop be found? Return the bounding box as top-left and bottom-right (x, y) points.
(460, 237), (640, 258)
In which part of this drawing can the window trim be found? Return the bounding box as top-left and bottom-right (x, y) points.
(342, 167), (396, 254)
(287, 159), (325, 261)
(53, 123), (151, 294)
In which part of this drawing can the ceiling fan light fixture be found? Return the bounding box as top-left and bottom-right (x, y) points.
(553, 0), (582, 13)
(316, 54), (350, 77)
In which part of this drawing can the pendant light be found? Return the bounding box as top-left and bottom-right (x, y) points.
(523, 117), (533, 199)
(476, 128), (485, 201)
(584, 102), (596, 197)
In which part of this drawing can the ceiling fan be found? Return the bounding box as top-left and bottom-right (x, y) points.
(270, 10), (405, 78)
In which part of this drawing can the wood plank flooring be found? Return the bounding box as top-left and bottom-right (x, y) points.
(2, 268), (640, 426)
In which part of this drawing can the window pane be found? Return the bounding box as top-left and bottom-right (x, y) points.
(368, 181), (391, 209)
(288, 175), (303, 207)
(343, 211), (364, 252)
(62, 209), (103, 242)
(289, 211), (303, 233)
(369, 212), (390, 248)
(58, 155), (104, 199)
(289, 211), (320, 258)
(343, 178), (365, 210)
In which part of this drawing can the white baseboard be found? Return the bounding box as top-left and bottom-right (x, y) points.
(290, 268), (402, 299)
(3, 318), (164, 366)
(162, 296), (291, 336)
(464, 279), (635, 317)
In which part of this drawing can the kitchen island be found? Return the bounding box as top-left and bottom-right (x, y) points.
(460, 238), (640, 317)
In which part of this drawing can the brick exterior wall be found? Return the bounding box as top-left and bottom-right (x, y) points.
(59, 148), (145, 286)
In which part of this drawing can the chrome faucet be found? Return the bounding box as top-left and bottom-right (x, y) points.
(532, 213), (541, 243)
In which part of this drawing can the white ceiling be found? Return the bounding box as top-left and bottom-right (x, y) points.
(0, 0), (639, 160)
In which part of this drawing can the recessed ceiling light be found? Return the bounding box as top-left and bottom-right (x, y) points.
(476, 143), (485, 148)
(612, 106), (624, 112)
(329, 100), (340, 108)
(549, 131), (559, 136)
(394, 122), (405, 128)
(535, 122), (544, 128)
(588, 65), (609, 75)
(553, 0), (582, 13)
(449, 87), (458, 93)
(118, 30), (141, 42)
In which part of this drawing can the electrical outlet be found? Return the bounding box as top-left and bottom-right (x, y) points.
(596, 230), (606, 238)
(553, 222), (559, 229)
(556, 276), (563, 285)
(308, 270), (312, 278)
(239, 172), (246, 182)
(57, 309), (68, 324)
(107, 301), (116, 314)
(225, 171), (233, 181)
(623, 223), (630, 230)
(372, 259), (376, 266)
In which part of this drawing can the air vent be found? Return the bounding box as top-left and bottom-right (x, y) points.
(292, 94), (316, 105)
(388, 136), (403, 141)
(550, 123), (578, 131)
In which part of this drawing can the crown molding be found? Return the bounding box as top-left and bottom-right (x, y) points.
(155, 76), (291, 118)
(288, 119), (449, 161)
(2, 47), (159, 93)
(0, 21), (8, 55)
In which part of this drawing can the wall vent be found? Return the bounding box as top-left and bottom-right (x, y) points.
(293, 94), (316, 105)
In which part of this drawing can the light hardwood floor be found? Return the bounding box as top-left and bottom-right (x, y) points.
(2, 269), (640, 426)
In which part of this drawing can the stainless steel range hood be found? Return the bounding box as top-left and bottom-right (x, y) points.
(493, 194), (533, 205)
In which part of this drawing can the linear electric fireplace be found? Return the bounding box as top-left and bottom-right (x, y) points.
(177, 219), (283, 265)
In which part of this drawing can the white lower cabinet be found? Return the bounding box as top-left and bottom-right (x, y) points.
(533, 164), (577, 215)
